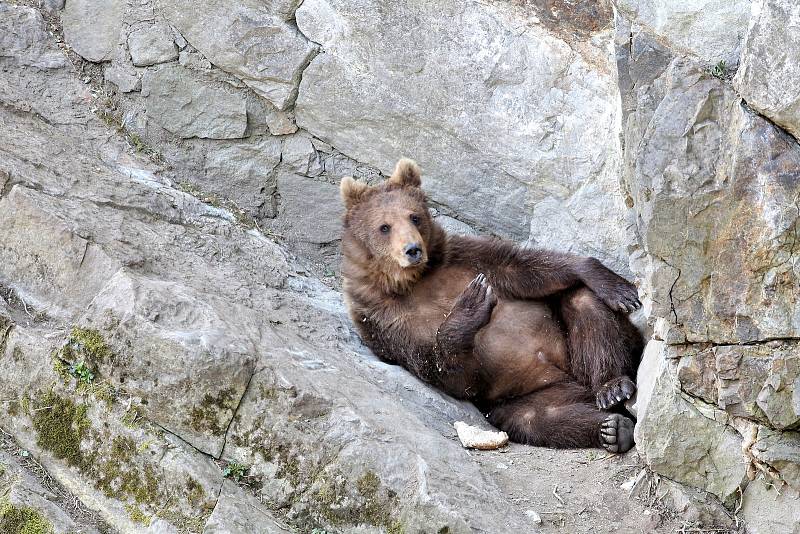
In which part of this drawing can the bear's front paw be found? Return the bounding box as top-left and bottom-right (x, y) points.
(594, 279), (641, 314)
(596, 376), (636, 409)
(600, 414), (635, 454)
(451, 273), (497, 328)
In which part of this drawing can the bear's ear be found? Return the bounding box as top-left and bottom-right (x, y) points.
(340, 176), (370, 209)
(388, 158), (421, 188)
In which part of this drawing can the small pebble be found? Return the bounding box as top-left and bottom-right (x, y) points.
(525, 510), (542, 524)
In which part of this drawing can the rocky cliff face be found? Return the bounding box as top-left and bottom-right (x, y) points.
(617, 0), (800, 531)
(0, 0), (798, 533)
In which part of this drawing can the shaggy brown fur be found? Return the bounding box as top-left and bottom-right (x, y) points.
(341, 159), (644, 452)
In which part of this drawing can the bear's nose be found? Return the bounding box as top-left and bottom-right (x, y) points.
(404, 243), (423, 262)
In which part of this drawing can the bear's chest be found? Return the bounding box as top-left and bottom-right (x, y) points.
(402, 266), (478, 336)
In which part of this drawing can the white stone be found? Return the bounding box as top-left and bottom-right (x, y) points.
(454, 421), (509, 450)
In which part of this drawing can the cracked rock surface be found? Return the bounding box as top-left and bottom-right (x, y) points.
(619, 3), (800, 532)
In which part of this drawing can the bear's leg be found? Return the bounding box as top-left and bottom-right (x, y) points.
(487, 382), (635, 452)
(557, 287), (644, 409)
(434, 273), (496, 399)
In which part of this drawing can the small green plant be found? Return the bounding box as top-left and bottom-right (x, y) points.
(222, 461), (248, 482)
(711, 59), (727, 79)
(69, 362), (95, 385)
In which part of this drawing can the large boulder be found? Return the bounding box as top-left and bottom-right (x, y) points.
(615, 0), (750, 63)
(734, 0), (800, 141)
(295, 0), (631, 273)
(616, 1), (800, 528)
(623, 58), (800, 344)
(634, 345), (748, 505)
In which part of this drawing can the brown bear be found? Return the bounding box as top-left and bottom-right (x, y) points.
(340, 158), (644, 452)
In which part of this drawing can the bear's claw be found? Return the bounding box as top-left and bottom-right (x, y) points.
(452, 273), (497, 328)
(596, 376), (637, 410)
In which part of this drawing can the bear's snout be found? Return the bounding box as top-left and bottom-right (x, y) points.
(404, 242), (423, 264)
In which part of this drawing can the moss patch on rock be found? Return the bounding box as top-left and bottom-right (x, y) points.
(31, 390), (90, 467)
(53, 328), (118, 408)
(312, 469), (402, 532)
(189, 388), (237, 435)
(59, 327), (113, 367)
(85, 436), (160, 505)
(124, 503), (152, 526)
(0, 499), (54, 534)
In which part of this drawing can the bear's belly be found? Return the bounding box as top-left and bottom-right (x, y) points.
(474, 299), (570, 401)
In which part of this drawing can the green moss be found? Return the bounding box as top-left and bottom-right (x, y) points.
(124, 504), (151, 526)
(87, 436), (160, 506)
(313, 470), (399, 530)
(188, 388), (236, 435)
(185, 477), (205, 508)
(31, 391), (90, 467)
(52, 357), (70, 381)
(0, 500), (54, 534)
(356, 471), (380, 496)
(61, 327), (113, 367)
(121, 404), (142, 429)
(259, 386), (278, 400)
(87, 382), (116, 409)
(53, 328), (117, 408)
(11, 346), (23, 362)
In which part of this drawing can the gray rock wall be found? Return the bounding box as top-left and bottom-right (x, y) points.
(617, 1), (800, 531)
(64, 0), (634, 276)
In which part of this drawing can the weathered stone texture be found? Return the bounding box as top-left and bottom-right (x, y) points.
(127, 24), (178, 67)
(295, 0), (631, 273)
(0, 3), (68, 69)
(735, 0), (800, 141)
(618, 3), (800, 527)
(4, 0), (800, 531)
(159, 0), (318, 110)
(615, 0), (750, 63)
(141, 66), (248, 139)
(634, 345), (748, 504)
(62, 0), (124, 62)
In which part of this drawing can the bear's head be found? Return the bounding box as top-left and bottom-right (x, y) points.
(340, 158), (445, 294)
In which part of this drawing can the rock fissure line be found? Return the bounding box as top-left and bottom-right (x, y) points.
(739, 98), (800, 147)
(204, 473), (227, 531)
(148, 418), (221, 463)
(219, 364), (257, 460)
(670, 336), (800, 349)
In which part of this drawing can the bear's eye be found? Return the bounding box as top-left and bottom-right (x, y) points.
(379, 224), (391, 234)
(410, 214), (420, 226)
